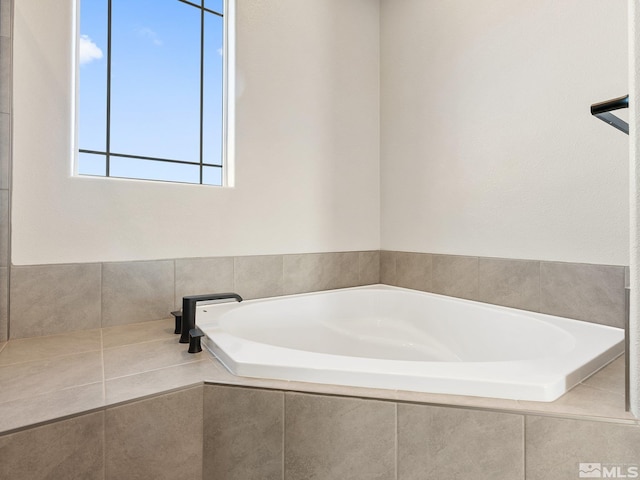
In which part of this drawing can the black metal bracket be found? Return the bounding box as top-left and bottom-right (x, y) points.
(591, 95), (629, 135)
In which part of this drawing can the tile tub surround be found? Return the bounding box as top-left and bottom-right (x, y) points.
(2, 373), (640, 480)
(0, 318), (635, 435)
(0, 388), (203, 480)
(7, 249), (627, 341)
(8, 250), (380, 339)
(382, 250), (627, 328)
(0, 320), (637, 479)
(0, 319), (635, 420)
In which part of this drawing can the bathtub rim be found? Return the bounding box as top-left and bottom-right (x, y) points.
(197, 284), (624, 402)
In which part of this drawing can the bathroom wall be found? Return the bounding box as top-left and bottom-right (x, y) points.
(11, 0), (380, 265)
(380, 0), (629, 266)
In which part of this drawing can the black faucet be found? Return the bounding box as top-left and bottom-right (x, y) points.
(178, 293), (243, 353)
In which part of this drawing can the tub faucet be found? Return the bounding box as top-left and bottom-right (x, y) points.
(179, 293), (243, 353)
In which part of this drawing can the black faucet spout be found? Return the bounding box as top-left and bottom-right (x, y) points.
(179, 293), (243, 344)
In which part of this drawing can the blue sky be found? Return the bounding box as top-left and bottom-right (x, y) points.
(78, 0), (224, 185)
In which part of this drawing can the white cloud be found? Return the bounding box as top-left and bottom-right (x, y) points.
(79, 35), (103, 65)
(137, 27), (163, 46)
(217, 47), (224, 57)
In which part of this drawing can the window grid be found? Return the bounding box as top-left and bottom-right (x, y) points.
(78, 0), (224, 186)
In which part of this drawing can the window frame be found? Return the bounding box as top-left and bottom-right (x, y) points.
(73, 0), (234, 187)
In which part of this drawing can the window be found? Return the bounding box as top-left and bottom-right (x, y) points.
(77, 0), (228, 186)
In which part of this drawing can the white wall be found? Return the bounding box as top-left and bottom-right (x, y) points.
(381, 0), (629, 265)
(11, 0), (380, 265)
(13, 0), (631, 267)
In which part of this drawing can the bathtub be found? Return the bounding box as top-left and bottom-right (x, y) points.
(196, 285), (624, 401)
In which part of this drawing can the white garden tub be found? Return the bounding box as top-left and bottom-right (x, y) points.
(196, 285), (624, 401)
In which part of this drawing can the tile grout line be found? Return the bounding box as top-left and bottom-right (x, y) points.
(522, 415), (527, 479)
(282, 391), (286, 480)
(394, 402), (398, 480)
(101, 323), (107, 480)
(232, 256), (237, 293)
(173, 258), (177, 309)
(0, 379), (105, 412)
(476, 255), (480, 301)
(201, 381), (206, 477)
(100, 262), (105, 329)
(281, 254), (285, 298)
(100, 328), (106, 402)
(102, 402), (107, 480)
(0, 344), (103, 368)
(102, 333), (178, 352)
(538, 261), (542, 314)
(104, 357), (207, 383)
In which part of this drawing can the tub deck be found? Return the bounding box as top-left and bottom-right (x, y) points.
(0, 316), (635, 436)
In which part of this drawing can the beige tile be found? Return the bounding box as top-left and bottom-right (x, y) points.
(398, 403), (524, 480)
(0, 37), (9, 114)
(283, 252), (359, 295)
(394, 389), (520, 411)
(101, 318), (174, 349)
(204, 385), (284, 480)
(105, 387), (203, 480)
(0, 329), (102, 366)
(0, 350), (103, 404)
(10, 264), (102, 338)
(102, 260), (174, 327)
(105, 360), (210, 405)
(285, 392), (395, 480)
(0, 412), (104, 480)
(283, 379), (401, 402)
(0, 0), (11, 38)
(103, 337), (203, 380)
(517, 383), (632, 420)
(0, 266), (6, 343)
(625, 265), (630, 288)
(0, 113), (8, 189)
(359, 250), (380, 285)
(395, 251), (432, 291)
(432, 254), (479, 300)
(525, 416), (640, 480)
(326, 251), (360, 288)
(0, 382), (105, 433)
(540, 262), (625, 327)
(0, 190), (7, 266)
(234, 255), (283, 300)
(582, 355), (625, 394)
(478, 257), (540, 311)
(380, 250), (397, 285)
(199, 354), (243, 383)
(175, 256), (234, 307)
